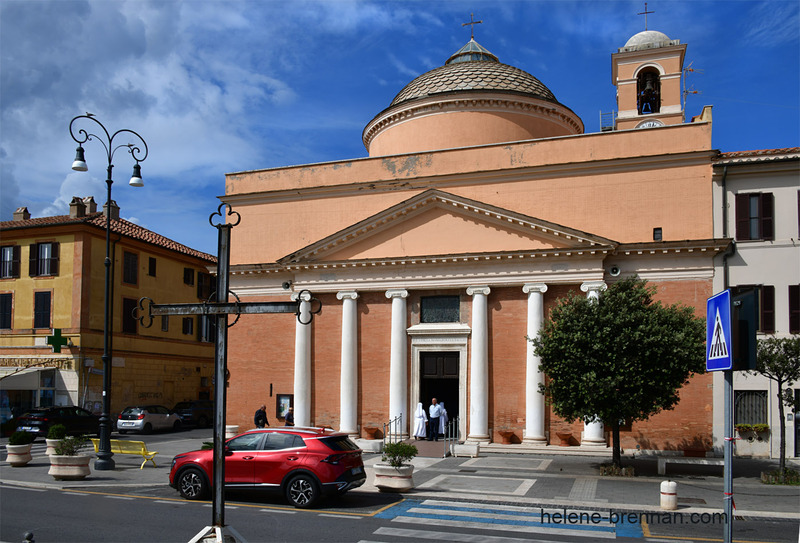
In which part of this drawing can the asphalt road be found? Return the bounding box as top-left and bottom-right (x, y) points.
(2, 428), (798, 542)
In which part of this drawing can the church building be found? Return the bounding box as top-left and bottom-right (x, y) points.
(221, 26), (731, 453)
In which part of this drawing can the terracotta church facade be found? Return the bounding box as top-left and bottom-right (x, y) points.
(222, 28), (730, 453)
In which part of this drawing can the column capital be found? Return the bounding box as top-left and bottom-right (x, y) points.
(580, 281), (607, 294)
(523, 283), (548, 294)
(466, 285), (491, 296)
(336, 290), (359, 301)
(385, 289), (408, 299)
(291, 291), (312, 302)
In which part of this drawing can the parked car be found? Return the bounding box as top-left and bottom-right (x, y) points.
(15, 406), (100, 437)
(169, 427), (365, 508)
(117, 405), (182, 434)
(172, 400), (214, 428)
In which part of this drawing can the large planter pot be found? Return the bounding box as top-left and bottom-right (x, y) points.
(373, 463), (415, 492)
(49, 455), (91, 480)
(5, 443), (33, 467)
(45, 438), (60, 456)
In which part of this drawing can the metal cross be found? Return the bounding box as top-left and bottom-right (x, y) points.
(462, 13), (482, 40)
(135, 203), (321, 541)
(638, 2), (654, 30)
(46, 328), (69, 353)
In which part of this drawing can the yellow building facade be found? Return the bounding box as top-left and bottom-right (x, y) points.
(0, 197), (216, 427)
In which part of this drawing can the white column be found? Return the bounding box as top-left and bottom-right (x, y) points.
(523, 283), (548, 444)
(466, 285), (491, 443)
(337, 291), (359, 437)
(292, 291), (312, 427)
(580, 280), (607, 447)
(386, 289), (409, 437)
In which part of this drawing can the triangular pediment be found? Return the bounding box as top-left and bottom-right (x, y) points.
(278, 190), (616, 264)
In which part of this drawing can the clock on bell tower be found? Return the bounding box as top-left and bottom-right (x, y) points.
(612, 29), (687, 130)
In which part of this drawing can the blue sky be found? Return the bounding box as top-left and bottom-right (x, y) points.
(1, 0), (798, 256)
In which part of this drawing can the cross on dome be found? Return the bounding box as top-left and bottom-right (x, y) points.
(638, 2), (655, 30)
(462, 12), (482, 40)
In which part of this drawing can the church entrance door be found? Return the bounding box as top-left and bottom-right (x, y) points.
(419, 351), (459, 424)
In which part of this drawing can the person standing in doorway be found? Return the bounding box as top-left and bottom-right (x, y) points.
(254, 404), (268, 428)
(412, 402), (427, 440)
(428, 398), (443, 441)
(438, 401), (448, 439)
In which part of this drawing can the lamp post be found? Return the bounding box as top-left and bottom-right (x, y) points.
(69, 114), (148, 470)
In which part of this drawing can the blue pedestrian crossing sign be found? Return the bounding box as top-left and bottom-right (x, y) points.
(706, 290), (733, 371)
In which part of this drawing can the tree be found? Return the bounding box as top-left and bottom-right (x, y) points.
(751, 336), (800, 480)
(531, 277), (706, 467)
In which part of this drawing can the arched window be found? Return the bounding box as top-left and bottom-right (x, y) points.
(637, 68), (661, 115)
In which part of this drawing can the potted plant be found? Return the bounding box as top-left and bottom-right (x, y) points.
(373, 441), (418, 492)
(45, 424), (67, 455)
(5, 431), (36, 467)
(48, 435), (91, 480)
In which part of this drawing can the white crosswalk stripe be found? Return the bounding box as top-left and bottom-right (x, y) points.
(374, 498), (640, 540)
(367, 527), (606, 543)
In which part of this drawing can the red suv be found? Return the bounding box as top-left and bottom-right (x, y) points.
(169, 427), (365, 508)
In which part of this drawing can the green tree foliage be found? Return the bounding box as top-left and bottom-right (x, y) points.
(531, 277), (706, 467)
(751, 336), (800, 480)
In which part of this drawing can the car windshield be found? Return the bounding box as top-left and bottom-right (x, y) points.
(173, 403), (191, 410)
(121, 407), (144, 415)
(320, 436), (359, 451)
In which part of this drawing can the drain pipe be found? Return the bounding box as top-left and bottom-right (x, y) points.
(720, 165), (735, 289)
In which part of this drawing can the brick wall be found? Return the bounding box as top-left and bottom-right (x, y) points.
(225, 278), (713, 450)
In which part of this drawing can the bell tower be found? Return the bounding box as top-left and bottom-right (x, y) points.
(612, 30), (686, 130)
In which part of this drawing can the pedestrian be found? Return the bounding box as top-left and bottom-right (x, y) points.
(254, 404), (268, 428)
(438, 401), (448, 439)
(284, 407), (294, 426)
(428, 397), (443, 441)
(412, 402), (427, 439)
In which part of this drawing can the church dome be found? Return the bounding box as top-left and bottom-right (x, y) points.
(363, 38), (583, 157)
(619, 30), (680, 52)
(390, 59), (559, 108)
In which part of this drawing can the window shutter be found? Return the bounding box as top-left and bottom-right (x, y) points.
(51, 242), (59, 276)
(760, 193), (774, 240)
(734, 194), (749, 240)
(33, 291), (51, 329)
(761, 285), (775, 333)
(0, 293), (12, 329)
(790, 285), (800, 334)
(29, 243), (38, 276)
(11, 245), (20, 278)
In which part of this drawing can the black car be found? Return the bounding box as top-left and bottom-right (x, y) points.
(172, 400), (214, 428)
(15, 406), (100, 437)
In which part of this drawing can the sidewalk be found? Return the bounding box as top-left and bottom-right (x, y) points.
(2, 437), (798, 520)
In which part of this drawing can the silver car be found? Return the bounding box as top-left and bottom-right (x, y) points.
(117, 405), (182, 434)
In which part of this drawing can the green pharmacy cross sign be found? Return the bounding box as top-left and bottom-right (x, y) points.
(46, 328), (70, 353)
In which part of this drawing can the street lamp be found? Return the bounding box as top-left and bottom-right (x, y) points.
(69, 114), (148, 470)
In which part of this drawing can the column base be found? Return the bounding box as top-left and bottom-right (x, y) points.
(522, 435), (548, 446)
(466, 434), (490, 444)
(580, 432), (608, 448)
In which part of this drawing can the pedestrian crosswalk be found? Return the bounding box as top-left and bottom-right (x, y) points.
(369, 499), (643, 541)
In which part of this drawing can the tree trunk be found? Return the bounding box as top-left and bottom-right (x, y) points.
(611, 421), (622, 468)
(777, 381), (786, 483)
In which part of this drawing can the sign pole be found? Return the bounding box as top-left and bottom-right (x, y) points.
(706, 290), (734, 542)
(723, 369), (733, 543)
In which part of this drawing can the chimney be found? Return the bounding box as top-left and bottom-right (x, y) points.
(83, 196), (97, 213)
(13, 207), (30, 221)
(69, 196), (86, 218)
(103, 200), (120, 221)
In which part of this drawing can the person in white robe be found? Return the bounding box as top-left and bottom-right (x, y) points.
(413, 402), (428, 440)
(438, 401), (448, 438)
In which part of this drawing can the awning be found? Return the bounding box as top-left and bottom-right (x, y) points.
(0, 367), (46, 390)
